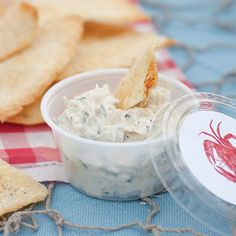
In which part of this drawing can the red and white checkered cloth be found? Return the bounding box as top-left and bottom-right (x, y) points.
(0, 5), (191, 181)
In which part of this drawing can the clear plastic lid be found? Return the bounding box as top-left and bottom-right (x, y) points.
(149, 93), (236, 236)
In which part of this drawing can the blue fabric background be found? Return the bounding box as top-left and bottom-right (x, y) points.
(2, 0), (236, 235)
(11, 184), (226, 236)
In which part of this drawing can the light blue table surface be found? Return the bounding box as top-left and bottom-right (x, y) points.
(3, 1), (236, 235)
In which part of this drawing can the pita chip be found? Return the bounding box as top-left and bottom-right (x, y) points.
(0, 159), (48, 217)
(8, 97), (43, 125)
(115, 44), (158, 110)
(0, 2), (38, 62)
(23, 0), (149, 26)
(0, 16), (83, 122)
(58, 30), (175, 80)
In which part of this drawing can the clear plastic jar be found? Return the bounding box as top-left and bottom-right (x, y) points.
(150, 93), (236, 235)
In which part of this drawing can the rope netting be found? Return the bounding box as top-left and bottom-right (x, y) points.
(0, 183), (204, 236)
(142, 0), (236, 99)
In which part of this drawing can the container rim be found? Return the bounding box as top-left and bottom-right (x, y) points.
(41, 68), (192, 147)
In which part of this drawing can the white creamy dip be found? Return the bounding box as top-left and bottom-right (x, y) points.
(44, 70), (190, 200)
(57, 84), (170, 142)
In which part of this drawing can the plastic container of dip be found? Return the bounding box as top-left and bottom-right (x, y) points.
(41, 68), (192, 200)
(149, 93), (236, 236)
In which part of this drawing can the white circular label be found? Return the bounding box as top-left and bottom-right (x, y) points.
(179, 111), (236, 205)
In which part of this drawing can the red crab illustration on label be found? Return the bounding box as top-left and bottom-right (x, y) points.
(200, 120), (236, 183)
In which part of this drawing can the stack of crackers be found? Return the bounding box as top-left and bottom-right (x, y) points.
(0, 0), (175, 126)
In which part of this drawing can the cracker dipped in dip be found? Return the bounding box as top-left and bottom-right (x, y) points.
(57, 44), (170, 142)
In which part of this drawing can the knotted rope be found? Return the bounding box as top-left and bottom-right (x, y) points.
(0, 183), (204, 236)
(142, 0), (236, 99)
